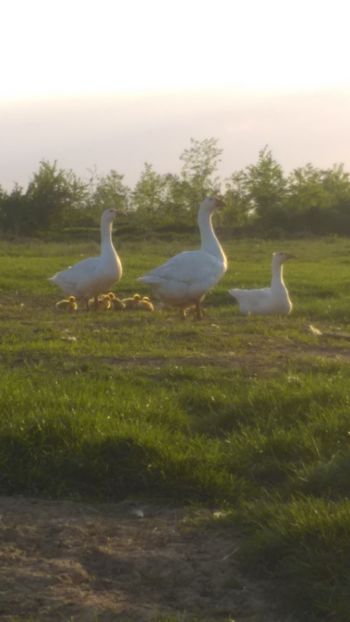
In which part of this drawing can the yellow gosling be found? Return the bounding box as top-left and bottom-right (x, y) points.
(122, 293), (142, 309)
(97, 294), (112, 310)
(55, 296), (78, 312)
(87, 294), (111, 310)
(107, 292), (126, 310)
(137, 297), (155, 312)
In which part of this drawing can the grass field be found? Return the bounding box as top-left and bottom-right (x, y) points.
(1, 234), (350, 621)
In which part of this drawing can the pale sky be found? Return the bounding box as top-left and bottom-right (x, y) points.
(1, 0), (350, 189)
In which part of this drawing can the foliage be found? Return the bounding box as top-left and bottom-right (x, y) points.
(89, 169), (130, 214)
(131, 162), (170, 221)
(25, 160), (87, 233)
(284, 163), (350, 233)
(1, 139), (350, 236)
(224, 146), (287, 230)
(0, 183), (28, 236)
(178, 137), (223, 215)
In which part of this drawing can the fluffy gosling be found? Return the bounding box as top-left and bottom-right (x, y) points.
(107, 292), (126, 310)
(122, 293), (142, 309)
(55, 296), (78, 312)
(137, 297), (155, 312)
(87, 294), (112, 310)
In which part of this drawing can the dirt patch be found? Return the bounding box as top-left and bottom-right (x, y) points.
(90, 341), (350, 372)
(0, 496), (292, 622)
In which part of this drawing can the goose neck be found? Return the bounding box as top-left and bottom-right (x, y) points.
(198, 208), (223, 259)
(101, 218), (113, 250)
(271, 259), (284, 288)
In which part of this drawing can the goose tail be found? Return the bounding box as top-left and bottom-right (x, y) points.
(228, 288), (241, 300)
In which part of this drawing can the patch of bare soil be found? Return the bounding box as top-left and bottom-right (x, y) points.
(0, 497), (292, 622)
(93, 339), (350, 374)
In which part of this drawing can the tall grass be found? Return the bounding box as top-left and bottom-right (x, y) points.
(0, 235), (350, 620)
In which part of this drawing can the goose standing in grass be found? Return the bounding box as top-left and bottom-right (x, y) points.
(138, 197), (227, 319)
(228, 251), (294, 315)
(49, 209), (122, 307)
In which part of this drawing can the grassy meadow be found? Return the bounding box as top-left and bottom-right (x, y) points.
(1, 233), (350, 621)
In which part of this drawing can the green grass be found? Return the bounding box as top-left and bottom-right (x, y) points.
(1, 234), (350, 621)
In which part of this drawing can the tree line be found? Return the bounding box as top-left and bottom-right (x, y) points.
(1, 138), (350, 237)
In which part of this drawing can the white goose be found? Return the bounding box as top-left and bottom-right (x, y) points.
(228, 251), (294, 315)
(49, 208), (122, 305)
(138, 197), (227, 319)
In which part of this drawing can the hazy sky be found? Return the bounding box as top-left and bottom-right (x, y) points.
(1, 0), (349, 190)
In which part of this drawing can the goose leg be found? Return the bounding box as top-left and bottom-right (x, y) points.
(195, 300), (203, 320)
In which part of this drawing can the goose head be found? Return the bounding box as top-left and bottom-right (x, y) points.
(199, 196), (225, 215)
(272, 251), (295, 265)
(101, 208), (117, 224)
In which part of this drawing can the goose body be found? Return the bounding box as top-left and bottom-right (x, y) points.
(228, 252), (294, 315)
(49, 209), (122, 301)
(138, 197), (227, 318)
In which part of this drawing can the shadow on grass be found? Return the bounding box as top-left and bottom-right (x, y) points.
(0, 423), (238, 504)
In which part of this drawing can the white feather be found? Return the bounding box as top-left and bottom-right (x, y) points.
(228, 252), (294, 315)
(138, 197), (227, 316)
(49, 209), (122, 299)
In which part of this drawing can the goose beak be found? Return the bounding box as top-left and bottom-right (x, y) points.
(285, 253), (296, 260)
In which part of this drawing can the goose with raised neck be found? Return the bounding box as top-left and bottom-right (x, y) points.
(198, 199), (227, 262)
(138, 197), (227, 319)
(271, 252), (288, 291)
(49, 208), (122, 304)
(228, 251), (294, 316)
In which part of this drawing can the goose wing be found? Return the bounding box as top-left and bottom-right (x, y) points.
(49, 256), (101, 294)
(139, 250), (223, 287)
(229, 287), (273, 314)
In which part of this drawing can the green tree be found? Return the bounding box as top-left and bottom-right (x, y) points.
(131, 162), (169, 222)
(158, 173), (192, 225)
(221, 147), (287, 232)
(285, 163), (350, 233)
(321, 165), (350, 232)
(178, 137), (223, 215)
(222, 170), (254, 230)
(90, 170), (130, 214)
(25, 160), (86, 233)
(0, 184), (28, 236)
(242, 146), (287, 229)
